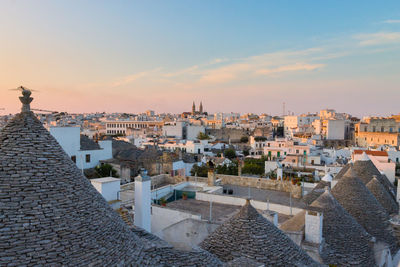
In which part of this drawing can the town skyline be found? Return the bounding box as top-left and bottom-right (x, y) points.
(1, 1), (400, 116)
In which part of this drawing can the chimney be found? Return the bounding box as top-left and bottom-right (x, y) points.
(208, 168), (216, 186)
(262, 210), (278, 227)
(134, 169), (152, 232)
(305, 209), (323, 244)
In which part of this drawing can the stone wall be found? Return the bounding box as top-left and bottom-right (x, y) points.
(216, 174), (303, 198)
(206, 128), (249, 142)
(165, 174), (302, 198)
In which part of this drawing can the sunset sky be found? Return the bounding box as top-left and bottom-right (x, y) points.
(1, 0), (400, 116)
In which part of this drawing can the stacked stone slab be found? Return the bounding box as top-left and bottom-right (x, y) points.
(200, 200), (320, 266)
(331, 168), (399, 255)
(333, 163), (351, 181)
(352, 159), (397, 202)
(302, 180), (330, 205)
(366, 177), (398, 214)
(311, 190), (375, 266)
(0, 111), (148, 266)
(0, 105), (223, 266)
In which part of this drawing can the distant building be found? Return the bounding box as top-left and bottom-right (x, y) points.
(105, 120), (164, 135)
(355, 117), (400, 147)
(163, 121), (205, 140)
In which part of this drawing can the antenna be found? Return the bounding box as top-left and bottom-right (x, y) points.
(282, 102), (285, 116)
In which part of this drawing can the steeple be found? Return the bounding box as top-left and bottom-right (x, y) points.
(192, 101), (196, 115)
(199, 101), (203, 114)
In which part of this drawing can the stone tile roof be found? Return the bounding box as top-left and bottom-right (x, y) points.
(0, 108), (223, 266)
(366, 177), (399, 214)
(333, 163), (351, 180)
(282, 190), (376, 266)
(80, 134), (101, 150)
(200, 200), (320, 266)
(352, 159), (396, 197)
(226, 256), (264, 267)
(311, 190), (376, 266)
(302, 180), (330, 205)
(280, 210), (306, 232)
(0, 112), (146, 266)
(141, 247), (224, 267)
(331, 168), (399, 255)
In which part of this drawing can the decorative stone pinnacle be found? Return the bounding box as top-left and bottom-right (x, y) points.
(18, 86), (33, 113)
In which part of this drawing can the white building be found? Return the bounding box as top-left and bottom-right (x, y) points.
(105, 120), (163, 135)
(163, 121), (205, 140)
(50, 126), (112, 169)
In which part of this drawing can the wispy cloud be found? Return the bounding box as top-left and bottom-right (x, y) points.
(256, 63), (324, 76)
(383, 19), (400, 24)
(111, 68), (162, 87)
(355, 32), (400, 46)
(196, 48), (326, 84)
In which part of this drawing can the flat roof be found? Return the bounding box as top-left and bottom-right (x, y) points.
(91, 177), (121, 183)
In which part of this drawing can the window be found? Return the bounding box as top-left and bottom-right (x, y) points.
(71, 156), (76, 163)
(381, 126), (384, 132)
(373, 126), (376, 132)
(364, 126), (367, 132)
(296, 149), (299, 154)
(85, 154), (91, 163)
(390, 128), (393, 133)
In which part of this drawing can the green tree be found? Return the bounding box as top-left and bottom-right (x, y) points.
(224, 148), (236, 160)
(216, 161), (238, 175)
(190, 164), (208, 177)
(240, 136), (249, 143)
(254, 136), (267, 142)
(242, 163), (264, 175)
(95, 164), (119, 177)
(197, 132), (210, 140)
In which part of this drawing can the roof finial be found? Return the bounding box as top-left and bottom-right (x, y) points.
(18, 86), (33, 113)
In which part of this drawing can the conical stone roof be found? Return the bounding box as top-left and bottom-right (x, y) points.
(352, 158), (395, 197)
(333, 163), (351, 180)
(282, 189), (376, 266)
(0, 107), (150, 265)
(311, 190), (375, 266)
(200, 200), (319, 266)
(366, 177), (399, 214)
(331, 168), (399, 254)
(302, 180), (330, 205)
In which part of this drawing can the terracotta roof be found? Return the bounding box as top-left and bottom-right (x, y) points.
(353, 150), (388, 157)
(200, 200), (319, 266)
(331, 168), (399, 254)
